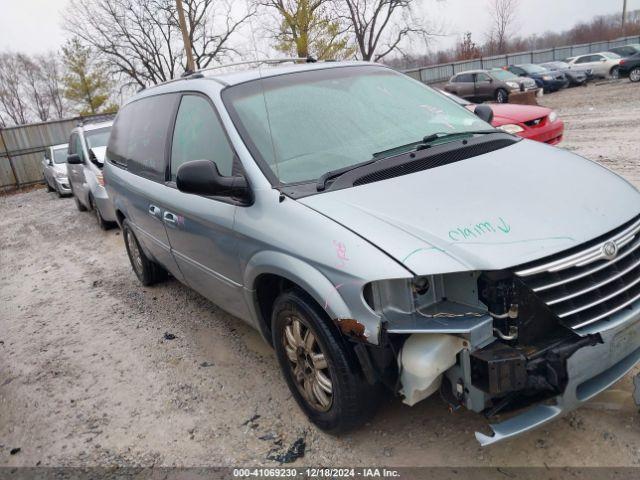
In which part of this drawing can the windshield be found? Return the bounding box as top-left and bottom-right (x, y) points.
(520, 64), (547, 74)
(438, 89), (471, 106)
(85, 127), (111, 149)
(223, 66), (491, 184)
(52, 148), (68, 164)
(489, 69), (519, 81)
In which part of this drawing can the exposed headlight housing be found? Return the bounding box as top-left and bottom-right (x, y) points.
(505, 81), (519, 89)
(548, 111), (558, 123)
(498, 124), (525, 134)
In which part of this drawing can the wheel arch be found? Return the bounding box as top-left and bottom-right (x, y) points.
(245, 251), (354, 345)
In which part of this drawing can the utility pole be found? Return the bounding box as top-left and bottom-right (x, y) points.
(176, 0), (195, 74)
(622, 0), (627, 30)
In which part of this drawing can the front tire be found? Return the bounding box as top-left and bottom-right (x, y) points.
(629, 67), (640, 83)
(74, 192), (87, 211)
(495, 88), (508, 103)
(271, 290), (380, 433)
(45, 179), (54, 192)
(122, 219), (167, 286)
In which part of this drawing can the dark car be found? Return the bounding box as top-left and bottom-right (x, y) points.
(618, 52), (640, 82)
(608, 44), (640, 58)
(506, 64), (569, 92)
(444, 68), (538, 103)
(539, 61), (589, 86)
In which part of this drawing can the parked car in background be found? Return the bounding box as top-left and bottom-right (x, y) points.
(505, 64), (568, 92)
(105, 61), (640, 446)
(439, 90), (564, 145)
(538, 61), (589, 86)
(566, 52), (622, 79)
(618, 52), (640, 82)
(66, 121), (116, 229)
(42, 143), (71, 197)
(444, 68), (538, 103)
(608, 44), (640, 58)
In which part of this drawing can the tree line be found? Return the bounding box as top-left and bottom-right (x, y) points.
(1, 0), (436, 127)
(389, 3), (640, 69)
(1, 0), (638, 127)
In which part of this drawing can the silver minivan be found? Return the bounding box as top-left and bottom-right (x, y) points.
(105, 61), (640, 445)
(67, 121), (117, 229)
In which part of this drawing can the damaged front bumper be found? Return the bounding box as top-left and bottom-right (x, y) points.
(476, 306), (640, 445)
(392, 304), (640, 446)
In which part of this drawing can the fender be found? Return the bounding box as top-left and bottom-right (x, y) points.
(243, 250), (361, 341)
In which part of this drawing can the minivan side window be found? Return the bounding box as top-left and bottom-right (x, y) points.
(107, 93), (178, 181)
(170, 95), (235, 181)
(68, 135), (76, 155)
(75, 134), (85, 162)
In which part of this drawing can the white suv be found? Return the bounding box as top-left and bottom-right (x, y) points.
(567, 51), (622, 79)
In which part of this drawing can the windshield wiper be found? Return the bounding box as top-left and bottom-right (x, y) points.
(316, 157), (380, 191)
(316, 130), (499, 192)
(416, 130), (498, 150)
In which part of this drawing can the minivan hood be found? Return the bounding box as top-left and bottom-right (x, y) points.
(300, 140), (640, 275)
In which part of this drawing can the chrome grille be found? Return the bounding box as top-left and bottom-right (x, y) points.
(515, 215), (640, 330)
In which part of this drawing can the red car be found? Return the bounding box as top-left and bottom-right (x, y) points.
(439, 90), (564, 145)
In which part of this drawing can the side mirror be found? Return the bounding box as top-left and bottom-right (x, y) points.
(474, 104), (494, 124)
(67, 153), (82, 164)
(176, 159), (248, 198)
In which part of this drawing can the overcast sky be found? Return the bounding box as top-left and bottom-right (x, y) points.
(0, 0), (638, 55)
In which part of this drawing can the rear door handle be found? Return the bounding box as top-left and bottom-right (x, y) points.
(163, 211), (177, 226)
(148, 205), (161, 218)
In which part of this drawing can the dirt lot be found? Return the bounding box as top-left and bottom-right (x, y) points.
(1, 81), (640, 469)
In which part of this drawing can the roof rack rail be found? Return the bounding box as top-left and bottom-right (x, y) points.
(76, 113), (117, 127)
(143, 57), (324, 92)
(185, 57), (316, 77)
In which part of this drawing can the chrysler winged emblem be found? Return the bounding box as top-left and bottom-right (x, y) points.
(602, 241), (619, 260)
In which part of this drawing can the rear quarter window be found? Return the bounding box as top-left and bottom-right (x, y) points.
(107, 93), (179, 181)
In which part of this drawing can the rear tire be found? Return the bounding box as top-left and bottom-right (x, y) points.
(271, 290), (380, 433)
(610, 66), (619, 79)
(122, 219), (167, 286)
(90, 195), (112, 230)
(495, 88), (508, 103)
(630, 67), (640, 83)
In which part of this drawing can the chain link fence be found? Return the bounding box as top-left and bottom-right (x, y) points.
(404, 35), (640, 84)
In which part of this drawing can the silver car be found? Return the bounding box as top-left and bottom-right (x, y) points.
(66, 121), (117, 229)
(105, 61), (640, 445)
(42, 143), (71, 196)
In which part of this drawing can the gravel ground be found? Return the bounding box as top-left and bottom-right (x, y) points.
(1, 80), (640, 469)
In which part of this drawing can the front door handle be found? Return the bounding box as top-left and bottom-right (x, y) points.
(163, 211), (177, 226)
(148, 205), (161, 218)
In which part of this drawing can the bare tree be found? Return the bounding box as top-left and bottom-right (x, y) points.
(340, 0), (434, 61)
(0, 53), (30, 125)
(38, 55), (67, 120)
(17, 55), (51, 122)
(64, 0), (254, 88)
(487, 0), (518, 54)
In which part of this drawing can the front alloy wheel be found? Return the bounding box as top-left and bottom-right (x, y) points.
(283, 315), (333, 411)
(271, 290), (381, 433)
(630, 67), (640, 83)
